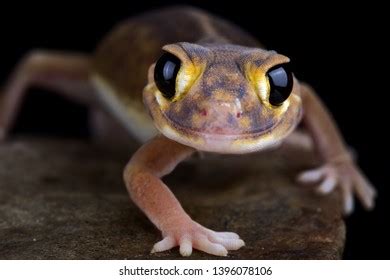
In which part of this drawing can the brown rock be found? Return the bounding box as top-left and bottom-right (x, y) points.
(0, 136), (345, 259)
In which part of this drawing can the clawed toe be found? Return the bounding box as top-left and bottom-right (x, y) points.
(209, 237), (245, 250)
(215, 231), (240, 239)
(297, 162), (377, 215)
(151, 236), (176, 253)
(297, 167), (325, 183)
(195, 236), (228, 256)
(297, 166), (336, 194)
(179, 236), (193, 256)
(317, 173), (337, 194)
(151, 224), (245, 257)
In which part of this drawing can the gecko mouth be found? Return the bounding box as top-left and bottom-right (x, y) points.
(163, 114), (277, 139)
(163, 102), (302, 137)
(157, 104), (302, 154)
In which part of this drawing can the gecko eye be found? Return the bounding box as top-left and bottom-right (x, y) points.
(267, 63), (293, 106)
(154, 52), (181, 99)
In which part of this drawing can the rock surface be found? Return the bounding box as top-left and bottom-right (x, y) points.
(0, 136), (345, 259)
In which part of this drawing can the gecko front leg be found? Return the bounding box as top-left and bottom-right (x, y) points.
(297, 83), (376, 214)
(123, 135), (245, 256)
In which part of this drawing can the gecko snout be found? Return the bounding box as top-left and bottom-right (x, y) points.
(199, 101), (244, 135)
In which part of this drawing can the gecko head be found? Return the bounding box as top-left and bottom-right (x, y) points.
(143, 42), (302, 154)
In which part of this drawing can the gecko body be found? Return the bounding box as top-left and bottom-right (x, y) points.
(0, 6), (376, 256)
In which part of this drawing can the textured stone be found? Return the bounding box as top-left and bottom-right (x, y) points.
(0, 136), (345, 259)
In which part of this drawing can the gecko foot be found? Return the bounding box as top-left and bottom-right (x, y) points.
(151, 219), (245, 257)
(297, 162), (377, 215)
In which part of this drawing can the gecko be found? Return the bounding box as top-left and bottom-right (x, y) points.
(0, 6), (376, 257)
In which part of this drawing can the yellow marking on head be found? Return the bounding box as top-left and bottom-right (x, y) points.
(191, 113), (203, 127)
(245, 53), (291, 109)
(240, 116), (251, 129)
(153, 57), (204, 108)
(245, 63), (269, 102)
(244, 56), (292, 120)
(175, 62), (203, 100)
(160, 124), (205, 147)
(274, 99), (290, 116)
(212, 88), (236, 102)
(257, 73), (270, 102)
(155, 89), (170, 109)
(232, 131), (276, 149)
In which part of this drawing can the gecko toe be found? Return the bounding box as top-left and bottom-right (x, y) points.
(210, 237), (245, 250)
(194, 236), (228, 256)
(214, 231), (240, 239)
(151, 236), (176, 253)
(179, 235), (193, 257)
(316, 173), (337, 194)
(297, 167), (325, 184)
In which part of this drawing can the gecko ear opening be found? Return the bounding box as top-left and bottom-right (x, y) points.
(154, 52), (181, 100)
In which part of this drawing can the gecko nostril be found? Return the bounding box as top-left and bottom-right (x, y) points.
(200, 109), (208, 116)
(236, 112), (242, 118)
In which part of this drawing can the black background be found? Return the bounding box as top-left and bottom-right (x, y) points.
(0, 1), (387, 259)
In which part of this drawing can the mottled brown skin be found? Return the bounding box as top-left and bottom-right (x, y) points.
(0, 6), (376, 257)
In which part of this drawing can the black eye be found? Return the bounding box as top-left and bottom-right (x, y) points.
(154, 52), (181, 99)
(267, 63), (293, 106)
